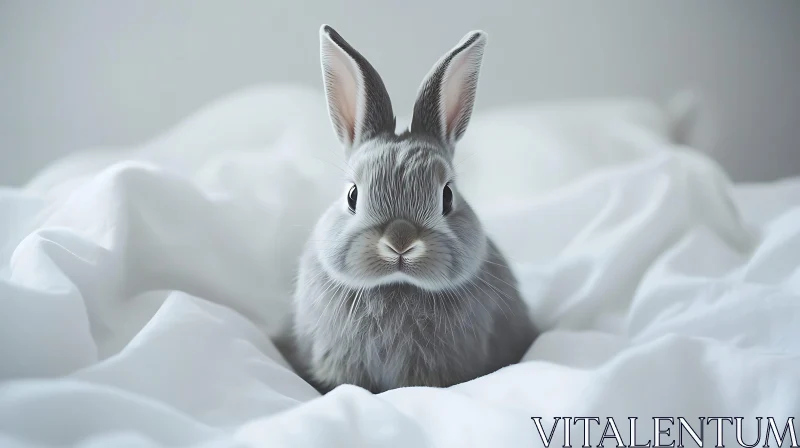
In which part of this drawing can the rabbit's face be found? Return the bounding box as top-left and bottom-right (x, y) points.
(313, 137), (487, 291)
(313, 25), (489, 291)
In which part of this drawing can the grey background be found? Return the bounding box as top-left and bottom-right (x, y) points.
(1, 0), (798, 186)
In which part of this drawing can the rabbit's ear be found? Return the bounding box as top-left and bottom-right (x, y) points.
(320, 25), (396, 155)
(411, 31), (487, 148)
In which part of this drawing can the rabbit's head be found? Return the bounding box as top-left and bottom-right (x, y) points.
(311, 25), (489, 292)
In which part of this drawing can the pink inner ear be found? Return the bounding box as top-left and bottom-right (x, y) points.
(323, 40), (362, 146)
(441, 50), (473, 140)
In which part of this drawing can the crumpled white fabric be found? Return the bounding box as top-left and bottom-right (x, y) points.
(1, 84), (798, 448)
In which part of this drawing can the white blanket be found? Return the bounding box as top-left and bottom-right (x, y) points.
(1, 84), (799, 447)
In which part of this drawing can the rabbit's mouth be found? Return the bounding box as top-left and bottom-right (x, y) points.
(396, 257), (407, 272)
(379, 256), (416, 279)
(379, 253), (422, 274)
(376, 236), (428, 275)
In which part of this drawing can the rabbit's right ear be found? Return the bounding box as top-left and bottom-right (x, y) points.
(319, 25), (396, 156)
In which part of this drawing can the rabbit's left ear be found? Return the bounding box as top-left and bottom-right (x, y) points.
(319, 25), (396, 156)
(410, 31), (487, 148)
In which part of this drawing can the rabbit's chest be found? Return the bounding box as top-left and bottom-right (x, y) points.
(302, 285), (492, 392)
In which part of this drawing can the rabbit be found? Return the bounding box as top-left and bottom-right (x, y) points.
(273, 25), (537, 395)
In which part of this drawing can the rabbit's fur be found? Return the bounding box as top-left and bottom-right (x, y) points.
(275, 25), (537, 394)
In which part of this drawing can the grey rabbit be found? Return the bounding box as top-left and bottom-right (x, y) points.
(274, 25), (537, 394)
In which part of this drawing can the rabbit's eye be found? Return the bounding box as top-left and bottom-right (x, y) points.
(442, 184), (453, 215)
(347, 185), (358, 214)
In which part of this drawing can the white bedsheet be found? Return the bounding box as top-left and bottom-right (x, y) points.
(1, 84), (799, 447)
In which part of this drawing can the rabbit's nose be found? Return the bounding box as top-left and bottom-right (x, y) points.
(380, 220), (422, 256)
(383, 239), (417, 255)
